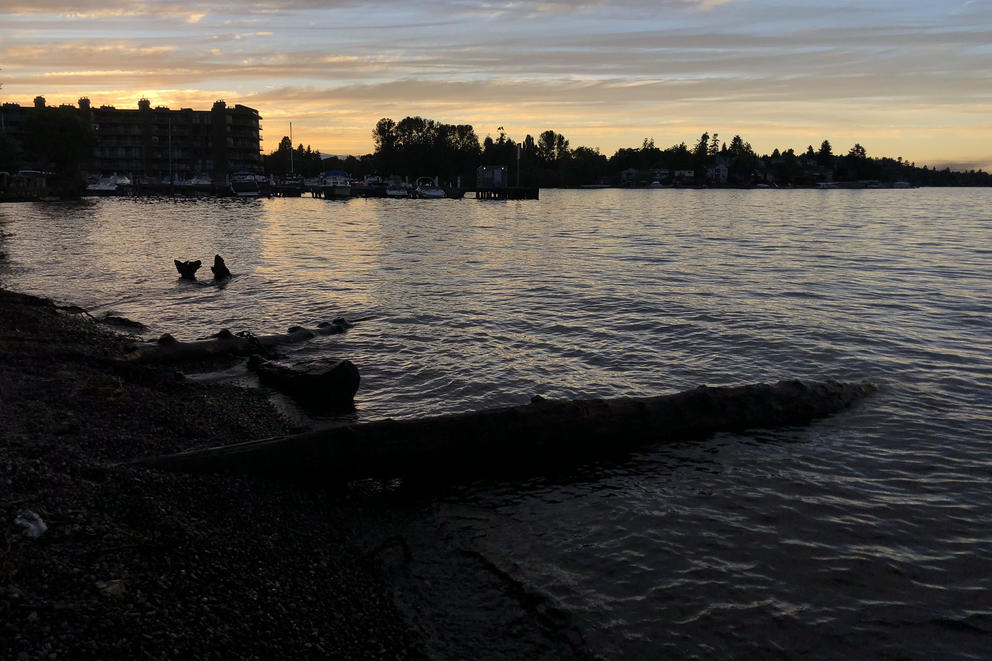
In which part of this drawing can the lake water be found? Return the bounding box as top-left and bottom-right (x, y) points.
(2, 189), (990, 659)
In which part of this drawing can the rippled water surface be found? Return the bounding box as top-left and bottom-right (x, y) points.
(2, 189), (990, 659)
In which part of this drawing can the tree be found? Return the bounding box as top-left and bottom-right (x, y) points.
(693, 132), (710, 160)
(817, 140), (833, 167)
(263, 135), (295, 175)
(22, 106), (95, 177)
(840, 143), (870, 181)
(0, 133), (20, 173)
(727, 135), (757, 184)
(536, 130), (570, 164)
(708, 133), (720, 157)
(370, 115), (481, 182)
(371, 117), (397, 174)
(562, 146), (609, 185)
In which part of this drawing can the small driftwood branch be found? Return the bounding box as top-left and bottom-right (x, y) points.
(121, 319), (354, 363)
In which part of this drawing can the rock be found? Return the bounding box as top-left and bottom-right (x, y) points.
(174, 259), (202, 280)
(100, 315), (147, 331)
(14, 510), (48, 538)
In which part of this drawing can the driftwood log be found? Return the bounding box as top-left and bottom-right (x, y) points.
(123, 319), (354, 362)
(132, 380), (875, 482)
(248, 356), (360, 410)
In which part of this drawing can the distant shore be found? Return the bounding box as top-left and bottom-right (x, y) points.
(0, 179), (939, 203)
(0, 288), (424, 659)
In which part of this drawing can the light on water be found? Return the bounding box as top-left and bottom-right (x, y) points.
(2, 189), (990, 659)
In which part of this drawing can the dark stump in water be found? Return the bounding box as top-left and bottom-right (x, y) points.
(211, 254), (231, 280)
(174, 259), (202, 280)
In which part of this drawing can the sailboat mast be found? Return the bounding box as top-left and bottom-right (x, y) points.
(290, 122), (294, 175)
(168, 118), (173, 190)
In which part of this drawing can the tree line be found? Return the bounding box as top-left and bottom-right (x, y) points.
(4, 107), (988, 190)
(265, 117), (990, 188)
(262, 136), (325, 178)
(1, 105), (96, 195)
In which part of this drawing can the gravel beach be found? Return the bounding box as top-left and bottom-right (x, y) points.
(1, 288), (425, 659)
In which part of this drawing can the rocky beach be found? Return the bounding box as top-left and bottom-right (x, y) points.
(1, 288), (424, 659)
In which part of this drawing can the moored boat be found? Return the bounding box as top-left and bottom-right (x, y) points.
(272, 174), (305, 197)
(229, 171), (268, 197)
(386, 184), (411, 198)
(85, 173), (132, 196)
(415, 176), (446, 199)
(316, 171), (351, 199)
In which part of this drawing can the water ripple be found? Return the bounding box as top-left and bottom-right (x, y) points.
(3, 189), (992, 659)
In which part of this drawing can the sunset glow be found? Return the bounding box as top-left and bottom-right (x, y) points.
(2, 1), (990, 169)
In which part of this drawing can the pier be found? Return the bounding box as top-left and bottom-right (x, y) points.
(467, 187), (540, 200)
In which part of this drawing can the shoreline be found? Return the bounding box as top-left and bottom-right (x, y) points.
(0, 288), (424, 659)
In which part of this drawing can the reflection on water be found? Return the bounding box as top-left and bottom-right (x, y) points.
(2, 189), (991, 659)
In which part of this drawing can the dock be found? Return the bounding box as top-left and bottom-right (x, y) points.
(466, 187), (539, 200)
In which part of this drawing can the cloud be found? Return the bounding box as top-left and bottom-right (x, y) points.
(2, 0), (990, 168)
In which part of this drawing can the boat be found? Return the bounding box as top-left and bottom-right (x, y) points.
(229, 171), (266, 197)
(316, 170), (351, 199)
(386, 183), (411, 198)
(85, 173), (132, 196)
(272, 174), (305, 197)
(273, 122), (307, 197)
(174, 175), (214, 196)
(350, 175), (387, 198)
(415, 177), (446, 199)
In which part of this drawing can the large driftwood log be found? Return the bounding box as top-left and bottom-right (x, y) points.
(122, 319), (354, 362)
(249, 356), (360, 410)
(132, 380), (875, 481)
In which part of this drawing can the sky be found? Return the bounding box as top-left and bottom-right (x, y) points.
(1, 0), (991, 169)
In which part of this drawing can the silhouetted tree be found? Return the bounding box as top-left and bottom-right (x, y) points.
(371, 115), (481, 183)
(562, 146), (609, 185)
(536, 130), (570, 165)
(263, 135), (294, 175)
(692, 132), (710, 160)
(708, 133), (721, 157)
(838, 143), (871, 181)
(22, 106), (95, 177)
(817, 140), (834, 167)
(0, 133), (20, 173)
(20, 106), (95, 195)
